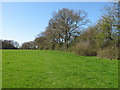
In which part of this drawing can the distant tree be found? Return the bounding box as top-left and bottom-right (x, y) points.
(0, 40), (2, 49)
(45, 23), (58, 50)
(11, 40), (19, 49)
(0, 40), (19, 49)
(21, 42), (29, 49)
(34, 33), (46, 50)
(21, 41), (36, 49)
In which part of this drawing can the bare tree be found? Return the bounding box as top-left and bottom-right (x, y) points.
(45, 8), (89, 50)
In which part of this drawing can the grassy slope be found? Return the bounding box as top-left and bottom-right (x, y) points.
(2, 50), (118, 88)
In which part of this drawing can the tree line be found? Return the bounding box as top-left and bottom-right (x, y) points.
(0, 40), (19, 49)
(1, 2), (119, 59)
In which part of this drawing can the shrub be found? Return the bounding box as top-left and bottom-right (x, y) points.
(55, 44), (66, 51)
(97, 46), (119, 59)
(72, 41), (97, 56)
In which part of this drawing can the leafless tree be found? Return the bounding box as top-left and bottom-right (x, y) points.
(45, 8), (89, 50)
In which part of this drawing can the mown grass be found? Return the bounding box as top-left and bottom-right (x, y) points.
(2, 50), (118, 88)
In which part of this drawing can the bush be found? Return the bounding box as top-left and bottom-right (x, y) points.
(72, 41), (97, 56)
(97, 46), (119, 59)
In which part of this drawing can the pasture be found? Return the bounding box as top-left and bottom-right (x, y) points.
(2, 50), (118, 88)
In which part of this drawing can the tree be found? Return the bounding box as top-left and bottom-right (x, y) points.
(34, 32), (46, 50)
(72, 26), (97, 56)
(45, 8), (89, 50)
(21, 41), (36, 49)
(0, 40), (2, 49)
(102, 2), (120, 46)
(93, 2), (120, 59)
(0, 40), (19, 49)
(95, 2), (119, 49)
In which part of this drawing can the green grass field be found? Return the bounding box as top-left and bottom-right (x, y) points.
(2, 50), (118, 88)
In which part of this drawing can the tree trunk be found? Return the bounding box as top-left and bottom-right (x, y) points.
(52, 42), (55, 50)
